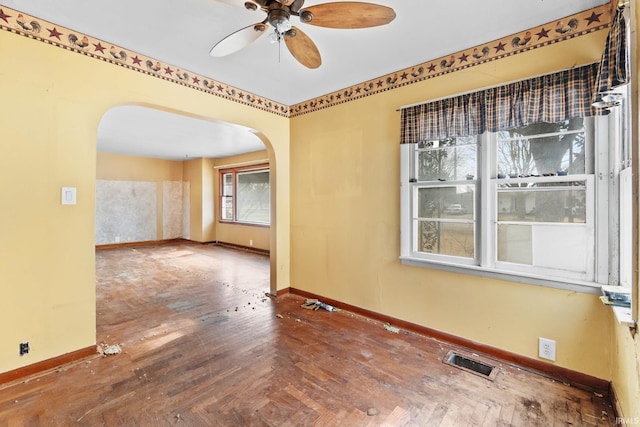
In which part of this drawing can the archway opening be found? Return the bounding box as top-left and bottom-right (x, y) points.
(94, 105), (278, 337)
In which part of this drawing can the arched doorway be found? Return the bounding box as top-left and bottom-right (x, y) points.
(96, 104), (276, 293)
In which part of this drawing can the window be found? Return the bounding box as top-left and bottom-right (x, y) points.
(493, 119), (594, 281)
(398, 59), (634, 292)
(401, 112), (627, 291)
(412, 137), (478, 261)
(219, 165), (270, 225)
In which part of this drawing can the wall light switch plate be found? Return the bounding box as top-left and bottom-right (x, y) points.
(61, 187), (76, 205)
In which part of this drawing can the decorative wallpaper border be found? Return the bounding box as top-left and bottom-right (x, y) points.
(0, 6), (290, 117)
(289, 4), (612, 117)
(0, 4), (611, 118)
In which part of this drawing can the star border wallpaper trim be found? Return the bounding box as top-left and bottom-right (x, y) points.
(0, 4), (612, 118)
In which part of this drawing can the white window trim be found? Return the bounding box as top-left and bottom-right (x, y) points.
(400, 116), (616, 295)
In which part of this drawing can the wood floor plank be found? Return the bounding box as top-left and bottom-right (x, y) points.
(0, 241), (617, 426)
(382, 406), (411, 425)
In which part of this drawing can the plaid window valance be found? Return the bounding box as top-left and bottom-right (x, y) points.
(594, 6), (629, 99)
(400, 63), (601, 144)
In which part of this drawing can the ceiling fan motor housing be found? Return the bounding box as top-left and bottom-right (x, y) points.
(268, 8), (292, 33)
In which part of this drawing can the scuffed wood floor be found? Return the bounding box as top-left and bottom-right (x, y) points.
(0, 241), (616, 426)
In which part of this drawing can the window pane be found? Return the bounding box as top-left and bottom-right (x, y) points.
(497, 183), (586, 223)
(237, 170), (270, 224)
(497, 118), (585, 177)
(222, 197), (233, 221)
(497, 224), (532, 264)
(223, 173), (233, 196)
(221, 173), (233, 220)
(417, 137), (477, 181)
(498, 224), (590, 275)
(417, 186), (474, 219)
(417, 220), (474, 258)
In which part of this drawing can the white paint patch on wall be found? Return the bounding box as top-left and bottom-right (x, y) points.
(182, 182), (190, 240)
(162, 181), (184, 239)
(95, 180), (157, 245)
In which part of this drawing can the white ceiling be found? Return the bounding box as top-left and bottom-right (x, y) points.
(1, 0), (608, 160)
(97, 106), (266, 160)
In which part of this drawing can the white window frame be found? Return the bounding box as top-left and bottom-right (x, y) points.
(400, 115), (621, 294)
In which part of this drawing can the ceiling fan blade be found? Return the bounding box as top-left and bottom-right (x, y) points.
(210, 23), (268, 57)
(298, 2), (396, 29)
(283, 26), (321, 69)
(289, 0), (306, 13)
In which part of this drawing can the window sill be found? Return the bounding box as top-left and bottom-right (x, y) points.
(399, 256), (601, 294)
(600, 285), (635, 327)
(218, 220), (270, 228)
(611, 305), (635, 327)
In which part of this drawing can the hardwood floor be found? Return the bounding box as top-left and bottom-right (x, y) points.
(0, 241), (616, 426)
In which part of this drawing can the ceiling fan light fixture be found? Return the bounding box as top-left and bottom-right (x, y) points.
(276, 20), (292, 34)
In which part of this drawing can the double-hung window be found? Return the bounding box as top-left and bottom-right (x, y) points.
(400, 63), (628, 292)
(493, 119), (594, 282)
(411, 136), (478, 262)
(220, 165), (270, 225)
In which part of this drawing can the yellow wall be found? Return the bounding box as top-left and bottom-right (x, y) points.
(611, 321), (640, 420)
(1, 6), (639, 420)
(0, 27), (289, 373)
(184, 157), (204, 242)
(97, 152), (184, 181)
(290, 31), (613, 381)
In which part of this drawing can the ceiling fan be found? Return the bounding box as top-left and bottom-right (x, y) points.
(210, 0), (396, 69)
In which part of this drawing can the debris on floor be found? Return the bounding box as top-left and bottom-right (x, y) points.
(367, 407), (380, 416)
(275, 313), (284, 319)
(383, 323), (400, 334)
(98, 343), (122, 356)
(300, 298), (339, 312)
(301, 299), (319, 310)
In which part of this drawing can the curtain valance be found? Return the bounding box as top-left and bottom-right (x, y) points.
(594, 6), (629, 101)
(400, 63), (601, 144)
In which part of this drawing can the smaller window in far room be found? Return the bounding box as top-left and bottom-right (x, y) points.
(219, 165), (270, 226)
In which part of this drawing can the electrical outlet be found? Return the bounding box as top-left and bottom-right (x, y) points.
(19, 341), (29, 356)
(539, 337), (556, 361)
